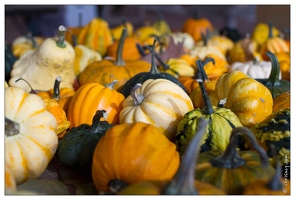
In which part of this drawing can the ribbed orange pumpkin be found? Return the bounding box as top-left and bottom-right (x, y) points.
(67, 80), (125, 128)
(78, 29), (151, 90)
(182, 17), (213, 42)
(260, 22), (289, 61)
(91, 122), (180, 192)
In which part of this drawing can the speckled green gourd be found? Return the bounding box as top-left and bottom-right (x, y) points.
(249, 109), (290, 167)
(175, 59), (243, 155)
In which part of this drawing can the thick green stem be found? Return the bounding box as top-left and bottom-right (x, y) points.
(105, 80), (118, 90)
(266, 144), (283, 190)
(265, 51), (281, 87)
(149, 39), (161, 74)
(196, 59), (214, 114)
(114, 28), (127, 66)
(131, 83), (144, 105)
(53, 76), (62, 100)
(211, 127), (269, 168)
(27, 32), (37, 48)
(90, 110), (108, 133)
(268, 21), (274, 39)
(56, 25), (67, 48)
(5, 117), (20, 137)
(161, 118), (208, 195)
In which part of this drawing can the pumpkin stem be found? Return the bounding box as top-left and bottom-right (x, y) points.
(90, 110), (109, 133)
(5, 117), (20, 137)
(149, 39), (161, 74)
(265, 51), (281, 87)
(27, 32), (38, 48)
(130, 83), (144, 105)
(143, 43), (172, 72)
(72, 34), (77, 47)
(201, 31), (208, 46)
(114, 28), (127, 66)
(53, 76), (62, 100)
(162, 118), (208, 195)
(196, 59), (214, 114)
(56, 25), (67, 48)
(267, 21), (274, 39)
(15, 78), (36, 94)
(211, 127), (269, 168)
(108, 179), (129, 194)
(105, 80), (118, 90)
(136, 43), (147, 56)
(265, 144), (283, 191)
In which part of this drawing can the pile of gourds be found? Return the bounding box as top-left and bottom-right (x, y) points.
(5, 13), (290, 195)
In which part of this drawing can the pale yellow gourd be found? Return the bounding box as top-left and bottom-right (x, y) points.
(73, 44), (102, 75)
(11, 33), (44, 58)
(5, 86), (58, 184)
(9, 25), (76, 92)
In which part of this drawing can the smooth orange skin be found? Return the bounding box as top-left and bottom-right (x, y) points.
(67, 82), (125, 128)
(182, 18), (213, 42)
(243, 179), (290, 195)
(78, 59), (151, 90)
(215, 70), (273, 127)
(107, 36), (142, 61)
(92, 122), (180, 192)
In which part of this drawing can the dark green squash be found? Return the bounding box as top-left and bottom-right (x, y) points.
(195, 126), (276, 194)
(119, 39), (187, 98)
(248, 109), (290, 173)
(175, 58), (243, 156)
(57, 110), (114, 173)
(256, 51), (290, 98)
(5, 45), (17, 82)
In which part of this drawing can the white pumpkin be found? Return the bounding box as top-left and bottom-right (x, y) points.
(119, 79), (194, 141)
(229, 59), (282, 79)
(5, 86), (58, 184)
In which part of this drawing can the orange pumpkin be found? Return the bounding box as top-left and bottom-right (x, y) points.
(275, 52), (290, 81)
(107, 35), (142, 61)
(92, 122), (180, 192)
(260, 22), (289, 61)
(78, 29), (151, 90)
(67, 80), (125, 128)
(182, 17), (213, 42)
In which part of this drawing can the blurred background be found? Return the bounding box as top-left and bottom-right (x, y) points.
(5, 5), (290, 45)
